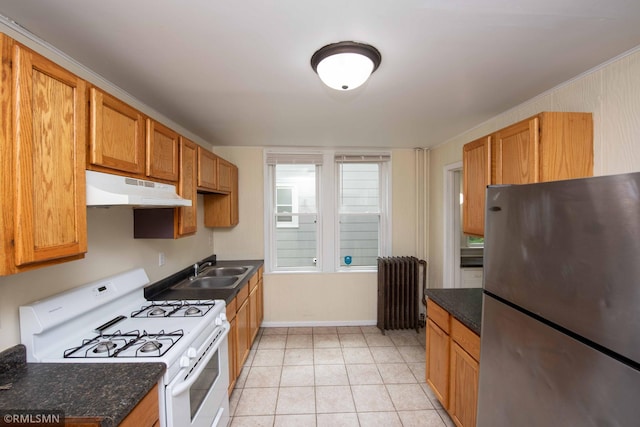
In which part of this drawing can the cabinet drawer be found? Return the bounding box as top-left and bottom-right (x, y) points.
(427, 300), (450, 333)
(451, 317), (480, 361)
(236, 284), (249, 306)
(249, 273), (259, 292)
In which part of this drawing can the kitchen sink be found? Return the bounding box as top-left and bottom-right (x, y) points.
(174, 276), (238, 289)
(200, 266), (249, 277)
(171, 265), (253, 290)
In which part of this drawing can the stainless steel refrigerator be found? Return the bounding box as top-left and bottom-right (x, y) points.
(477, 172), (640, 426)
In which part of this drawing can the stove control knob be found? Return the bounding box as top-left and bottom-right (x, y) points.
(179, 355), (190, 368)
(186, 347), (197, 359)
(215, 315), (223, 326)
(220, 313), (227, 321)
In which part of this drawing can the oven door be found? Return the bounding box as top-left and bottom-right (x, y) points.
(165, 325), (230, 427)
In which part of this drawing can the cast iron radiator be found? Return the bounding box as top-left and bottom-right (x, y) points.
(377, 256), (427, 333)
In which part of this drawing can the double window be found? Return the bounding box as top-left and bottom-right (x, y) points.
(265, 151), (391, 272)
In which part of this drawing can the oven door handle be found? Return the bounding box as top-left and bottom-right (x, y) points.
(170, 324), (229, 397)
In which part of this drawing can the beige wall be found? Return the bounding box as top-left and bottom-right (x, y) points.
(210, 148), (419, 326)
(427, 48), (640, 289)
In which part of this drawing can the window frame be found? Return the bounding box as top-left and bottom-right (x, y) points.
(335, 158), (390, 271)
(264, 149), (391, 273)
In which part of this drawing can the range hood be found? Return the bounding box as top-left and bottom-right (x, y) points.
(85, 170), (192, 207)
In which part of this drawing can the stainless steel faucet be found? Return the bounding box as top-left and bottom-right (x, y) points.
(192, 261), (214, 279)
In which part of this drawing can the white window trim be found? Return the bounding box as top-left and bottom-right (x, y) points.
(264, 149), (391, 274)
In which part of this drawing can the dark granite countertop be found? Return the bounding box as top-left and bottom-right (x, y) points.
(425, 288), (483, 335)
(144, 255), (264, 304)
(0, 345), (165, 427)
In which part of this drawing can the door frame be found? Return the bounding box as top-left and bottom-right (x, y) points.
(443, 161), (462, 289)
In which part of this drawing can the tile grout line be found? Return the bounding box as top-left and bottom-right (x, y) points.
(230, 326), (449, 427)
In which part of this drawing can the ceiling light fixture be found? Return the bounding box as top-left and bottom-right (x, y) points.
(311, 41), (382, 91)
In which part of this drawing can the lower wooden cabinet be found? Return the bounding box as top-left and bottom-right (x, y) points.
(236, 293), (250, 374)
(227, 267), (263, 394)
(226, 297), (238, 393)
(120, 384), (159, 427)
(426, 300), (480, 427)
(426, 318), (450, 407)
(450, 341), (479, 427)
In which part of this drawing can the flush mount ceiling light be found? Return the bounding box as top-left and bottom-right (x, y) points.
(311, 41), (382, 91)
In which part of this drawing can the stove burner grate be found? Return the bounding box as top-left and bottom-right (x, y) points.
(63, 329), (184, 358)
(64, 330), (139, 358)
(131, 300), (217, 318)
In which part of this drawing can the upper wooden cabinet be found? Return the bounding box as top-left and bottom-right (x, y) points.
(197, 145), (218, 191)
(0, 37), (87, 275)
(146, 119), (179, 182)
(462, 136), (491, 237)
(462, 112), (593, 236)
(217, 158), (233, 193)
(177, 137), (198, 237)
(204, 163), (239, 227)
(494, 116), (540, 185)
(88, 87), (146, 175)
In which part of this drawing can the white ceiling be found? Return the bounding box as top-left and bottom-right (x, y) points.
(1, 0), (640, 149)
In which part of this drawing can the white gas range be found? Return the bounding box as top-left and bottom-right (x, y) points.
(19, 268), (230, 427)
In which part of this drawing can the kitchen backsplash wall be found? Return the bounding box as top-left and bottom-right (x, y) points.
(427, 46), (640, 291)
(0, 199), (213, 350)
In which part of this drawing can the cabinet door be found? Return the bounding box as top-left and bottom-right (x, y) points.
(89, 87), (145, 175)
(203, 163), (239, 227)
(494, 117), (539, 185)
(146, 119), (179, 182)
(449, 342), (479, 427)
(217, 158), (233, 193)
(230, 165), (239, 225)
(248, 280), (259, 343)
(228, 314), (237, 394)
(197, 146), (218, 191)
(462, 136), (491, 236)
(236, 298), (250, 377)
(538, 112), (593, 182)
(178, 137), (197, 236)
(426, 318), (450, 408)
(257, 273), (264, 325)
(119, 384), (159, 427)
(12, 43), (87, 266)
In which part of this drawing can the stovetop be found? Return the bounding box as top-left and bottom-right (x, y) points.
(20, 269), (226, 365)
(60, 299), (220, 359)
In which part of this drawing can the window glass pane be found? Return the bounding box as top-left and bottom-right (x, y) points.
(275, 165), (316, 213)
(339, 214), (379, 267)
(276, 188), (293, 205)
(275, 214), (317, 268)
(339, 163), (379, 213)
(274, 164), (318, 268)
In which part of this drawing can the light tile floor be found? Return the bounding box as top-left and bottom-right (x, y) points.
(229, 326), (455, 427)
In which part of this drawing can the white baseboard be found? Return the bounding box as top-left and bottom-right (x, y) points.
(261, 319), (377, 328)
